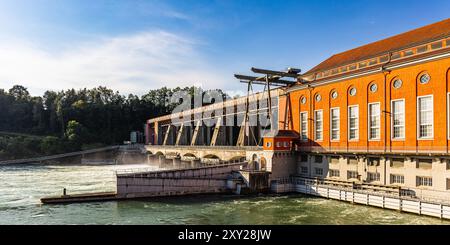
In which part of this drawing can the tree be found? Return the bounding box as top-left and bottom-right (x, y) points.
(65, 120), (89, 147)
(40, 136), (63, 155)
(8, 85), (30, 101)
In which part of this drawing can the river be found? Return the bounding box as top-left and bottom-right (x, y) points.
(0, 163), (448, 225)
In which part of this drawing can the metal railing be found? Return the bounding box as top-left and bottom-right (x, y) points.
(115, 160), (248, 176)
(145, 145), (263, 151)
(272, 176), (450, 205)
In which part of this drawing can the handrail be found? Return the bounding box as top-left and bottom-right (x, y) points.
(146, 145), (263, 151)
(115, 161), (247, 176)
(272, 176), (450, 205)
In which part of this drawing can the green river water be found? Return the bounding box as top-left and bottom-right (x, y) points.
(0, 163), (448, 225)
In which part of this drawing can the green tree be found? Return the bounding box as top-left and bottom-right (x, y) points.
(65, 120), (89, 148)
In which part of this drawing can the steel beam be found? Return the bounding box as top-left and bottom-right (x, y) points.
(210, 117), (222, 146)
(190, 120), (201, 146)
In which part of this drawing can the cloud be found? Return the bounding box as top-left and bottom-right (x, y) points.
(0, 31), (233, 96)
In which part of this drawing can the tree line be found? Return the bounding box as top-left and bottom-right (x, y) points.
(0, 85), (228, 160)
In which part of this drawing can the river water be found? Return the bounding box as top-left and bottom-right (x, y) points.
(0, 163), (448, 225)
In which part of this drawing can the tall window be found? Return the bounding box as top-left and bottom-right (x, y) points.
(416, 176), (432, 187)
(330, 108), (340, 140)
(368, 103), (380, 140)
(367, 172), (380, 182)
(348, 105), (359, 140)
(448, 93), (450, 139)
(390, 174), (405, 184)
(418, 96), (433, 138)
(300, 112), (308, 141)
(391, 99), (405, 139)
(314, 110), (323, 140)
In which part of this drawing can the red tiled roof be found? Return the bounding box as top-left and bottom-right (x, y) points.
(306, 18), (450, 75)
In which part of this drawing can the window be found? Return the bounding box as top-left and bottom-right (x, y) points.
(349, 87), (357, 96)
(367, 172), (380, 182)
(300, 154), (308, 162)
(417, 45), (428, 53)
(348, 157), (358, 165)
(416, 158), (432, 169)
(370, 83), (377, 92)
(266, 142), (272, 148)
(391, 100), (405, 139)
(283, 141), (289, 147)
(348, 105), (359, 140)
(368, 158), (380, 166)
(368, 103), (380, 140)
(330, 108), (340, 140)
(300, 112), (308, 141)
(358, 62), (367, 68)
(419, 73), (430, 84)
(403, 49), (414, 56)
(393, 79), (402, 89)
(431, 41), (443, 50)
(301, 166), (308, 174)
(379, 55), (388, 63)
(391, 52), (401, 59)
(315, 168), (323, 175)
(331, 91), (338, 99)
(315, 155), (323, 163)
(390, 158), (404, 168)
(329, 169), (340, 177)
(330, 156), (340, 164)
(416, 176), (432, 187)
(347, 171), (358, 180)
(448, 93), (450, 140)
(300, 97), (306, 104)
(390, 174), (405, 184)
(418, 96), (433, 139)
(315, 94), (321, 102)
(314, 110), (323, 140)
(276, 142), (281, 147)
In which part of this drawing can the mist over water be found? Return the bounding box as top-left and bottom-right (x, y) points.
(0, 163), (448, 225)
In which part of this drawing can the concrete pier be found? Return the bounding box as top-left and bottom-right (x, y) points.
(158, 155), (165, 166)
(173, 157), (181, 168)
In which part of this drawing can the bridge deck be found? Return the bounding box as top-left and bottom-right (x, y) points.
(0, 146), (120, 165)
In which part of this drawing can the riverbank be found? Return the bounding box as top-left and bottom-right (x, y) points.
(0, 162), (449, 224)
(0, 133), (108, 162)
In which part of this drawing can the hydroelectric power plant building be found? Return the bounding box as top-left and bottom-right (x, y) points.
(142, 19), (450, 218)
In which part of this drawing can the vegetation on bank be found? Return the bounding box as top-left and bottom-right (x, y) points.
(0, 85), (228, 161)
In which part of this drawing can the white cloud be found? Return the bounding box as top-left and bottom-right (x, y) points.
(0, 31), (234, 96)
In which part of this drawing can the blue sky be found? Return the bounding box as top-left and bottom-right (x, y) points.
(0, 0), (449, 96)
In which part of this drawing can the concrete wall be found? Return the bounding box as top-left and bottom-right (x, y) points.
(116, 163), (244, 198)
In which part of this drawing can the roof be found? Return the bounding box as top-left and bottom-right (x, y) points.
(305, 18), (450, 75)
(264, 130), (300, 138)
